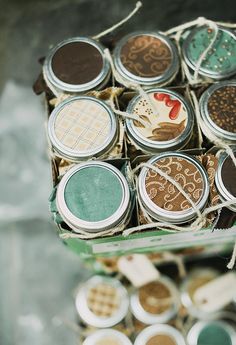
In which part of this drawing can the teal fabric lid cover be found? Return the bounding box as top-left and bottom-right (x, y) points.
(187, 321), (234, 345)
(56, 161), (130, 233)
(183, 26), (236, 79)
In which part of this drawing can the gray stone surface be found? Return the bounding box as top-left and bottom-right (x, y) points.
(0, 1), (235, 344)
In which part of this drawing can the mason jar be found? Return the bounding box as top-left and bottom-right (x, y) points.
(126, 88), (194, 154)
(83, 329), (132, 345)
(137, 152), (210, 224)
(75, 276), (129, 328)
(130, 276), (180, 324)
(43, 37), (111, 93)
(199, 81), (236, 144)
(182, 25), (236, 79)
(48, 96), (118, 161)
(215, 149), (236, 212)
(113, 31), (179, 87)
(56, 161), (131, 233)
(187, 320), (235, 345)
(134, 324), (186, 345)
(180, 268), (220, 319)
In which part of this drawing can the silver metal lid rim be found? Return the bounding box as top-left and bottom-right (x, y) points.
(130, 276), (180, 325)
(48, 96), (118, 161)
(56, 161), (131, 233)
(113, 31), (180, 86)
(187, 320), (236, 345)
(199, 81), (236, 143)
(126, 88), (194, 153)
(182, 27), (236, 80)
(75, 276), (129, 328)
(44, 37), (111, 93)
(138, 152), (210, 224)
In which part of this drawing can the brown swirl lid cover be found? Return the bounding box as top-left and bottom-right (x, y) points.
(120, 34), (172, 78)
(145, 156), (204, 212)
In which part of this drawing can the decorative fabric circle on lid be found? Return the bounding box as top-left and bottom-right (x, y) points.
(44, 37), (110, 93)
(126, 88), (194, 153)
(76, 276), (129, 328)
(134, 324), (186, 345)
(187, 321), (234, 345)
(56, 161), (131, 233)
(200, 81), (236, 143)
(114, 32), (179, 86)
(130, 276), (180, 324)
(183, 26), (236, 79)
(48, 96), (118, 161)
(215, 149), (236, 211)
(137, 152), (210, 224)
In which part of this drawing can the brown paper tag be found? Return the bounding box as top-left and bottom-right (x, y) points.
(117, 254), (160, 287)
(193, 272), (236, 313)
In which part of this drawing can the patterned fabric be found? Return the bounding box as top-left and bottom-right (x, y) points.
(187, 27), (236, 76)
(87, 283), (120, 317)
(120, 35), (172, 77)
(197, 154), (219, 225)
(131, 91), (187, 141)
(145, 157), (204, 211)
(208, 85), (236, 133)
(139, 281), (171, 314)
(54, 99), (111, 152)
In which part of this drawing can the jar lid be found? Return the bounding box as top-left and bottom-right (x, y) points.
(181, 268), (220, 319)
(83, 329), (132, 345)
(182, 26), (236, 79)
(215, 149), (236, 211)
(130, 276), (180, 324)
(56, 161), (130, 233)
(134, 324), (186, 345)
(138, 152), (210, 224)
(48, 96), (117, 161)
(126, 88), (194, 153)
(113, 31), (179, 86)
(187, 320), (235, 345)
(200, 81), (236, 143)
(76, 276), (129, 328)
(44, 37), (110, 93)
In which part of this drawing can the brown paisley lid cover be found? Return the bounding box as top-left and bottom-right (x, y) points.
(145, 156), (204, 211)
(207, 85), (236, 133)
(120, 34), (172, 78)
(131, 91), (187, 141)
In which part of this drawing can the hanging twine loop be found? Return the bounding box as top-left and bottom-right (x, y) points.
(193, 20), (219, 82)
(165, 17), (220, 85)
(92, 1), (142, 40)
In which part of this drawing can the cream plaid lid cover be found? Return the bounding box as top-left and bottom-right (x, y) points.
(48, 96), (117, 160)
(76, 275), (129, 328)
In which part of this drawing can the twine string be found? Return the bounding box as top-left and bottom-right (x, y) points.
(133, 162), (204, 221)
(59, 195), (236, 239)
(92, 1), (142, 40)
(193, 20), (219, 81)
(167, 17), (220, 85)
(108, 100), (150, 127)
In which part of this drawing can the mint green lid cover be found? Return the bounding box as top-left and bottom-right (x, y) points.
(183, 26), (236, 79)
(187, 321), (234, 345)
(197, 324), (232, 345)
(56, 161), (130, 233)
